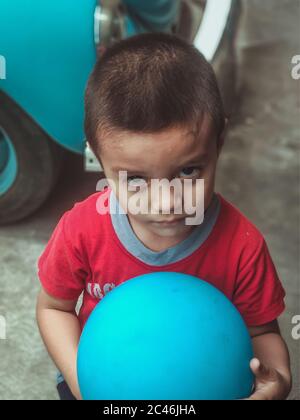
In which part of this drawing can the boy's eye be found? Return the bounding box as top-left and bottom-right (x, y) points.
(179, 167), (203, 178)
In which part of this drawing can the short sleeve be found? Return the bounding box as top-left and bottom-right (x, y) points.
(233, 237), (286, 327)
(37, 211), (87, 300)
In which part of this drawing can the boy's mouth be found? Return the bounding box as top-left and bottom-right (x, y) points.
(152, 217), (186, 226)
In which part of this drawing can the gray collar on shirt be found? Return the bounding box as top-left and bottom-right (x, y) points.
(110, 190), (221, 266)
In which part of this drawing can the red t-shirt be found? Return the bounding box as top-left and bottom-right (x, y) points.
(38, 188), (285, 329)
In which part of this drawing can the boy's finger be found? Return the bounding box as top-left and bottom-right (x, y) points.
(250, 358), (279, 383)
(250, 358), (271, 379)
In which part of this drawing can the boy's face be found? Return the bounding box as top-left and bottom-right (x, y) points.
(98, 114), (223, 238)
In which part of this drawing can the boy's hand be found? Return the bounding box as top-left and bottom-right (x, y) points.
(247, 358), (290, 400)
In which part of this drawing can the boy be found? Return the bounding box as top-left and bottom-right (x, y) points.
(36, 33), (291, 400)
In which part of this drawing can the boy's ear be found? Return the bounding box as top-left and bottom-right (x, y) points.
(217, 117), (229, 157)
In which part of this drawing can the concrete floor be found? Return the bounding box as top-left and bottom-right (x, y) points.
(0, 0), (299, 400)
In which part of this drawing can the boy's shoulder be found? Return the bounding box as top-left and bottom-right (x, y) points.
(66, 189), (108, 214)
(61, 189), (110, 236)
(216, 193), (266, 249)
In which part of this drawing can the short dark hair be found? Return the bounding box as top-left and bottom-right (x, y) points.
(85, 33), (225, 153)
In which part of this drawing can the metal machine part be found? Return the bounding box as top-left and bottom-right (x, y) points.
(177, 0), (236, 61)
(85, 142), (103, 172)
(94, 0), (127, 56)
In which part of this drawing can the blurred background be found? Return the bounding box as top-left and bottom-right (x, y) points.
(0, 0), (299, 399)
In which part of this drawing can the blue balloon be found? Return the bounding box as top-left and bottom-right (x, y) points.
(77, 272), (254, 400)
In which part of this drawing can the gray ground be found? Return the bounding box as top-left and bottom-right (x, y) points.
(0, 0), (299, 400)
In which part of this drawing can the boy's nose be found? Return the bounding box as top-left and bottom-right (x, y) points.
(151, 188), (183, 215)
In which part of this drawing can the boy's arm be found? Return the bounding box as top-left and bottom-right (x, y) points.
(36, 287), (82, 400)
(248, 320), (292, 400)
